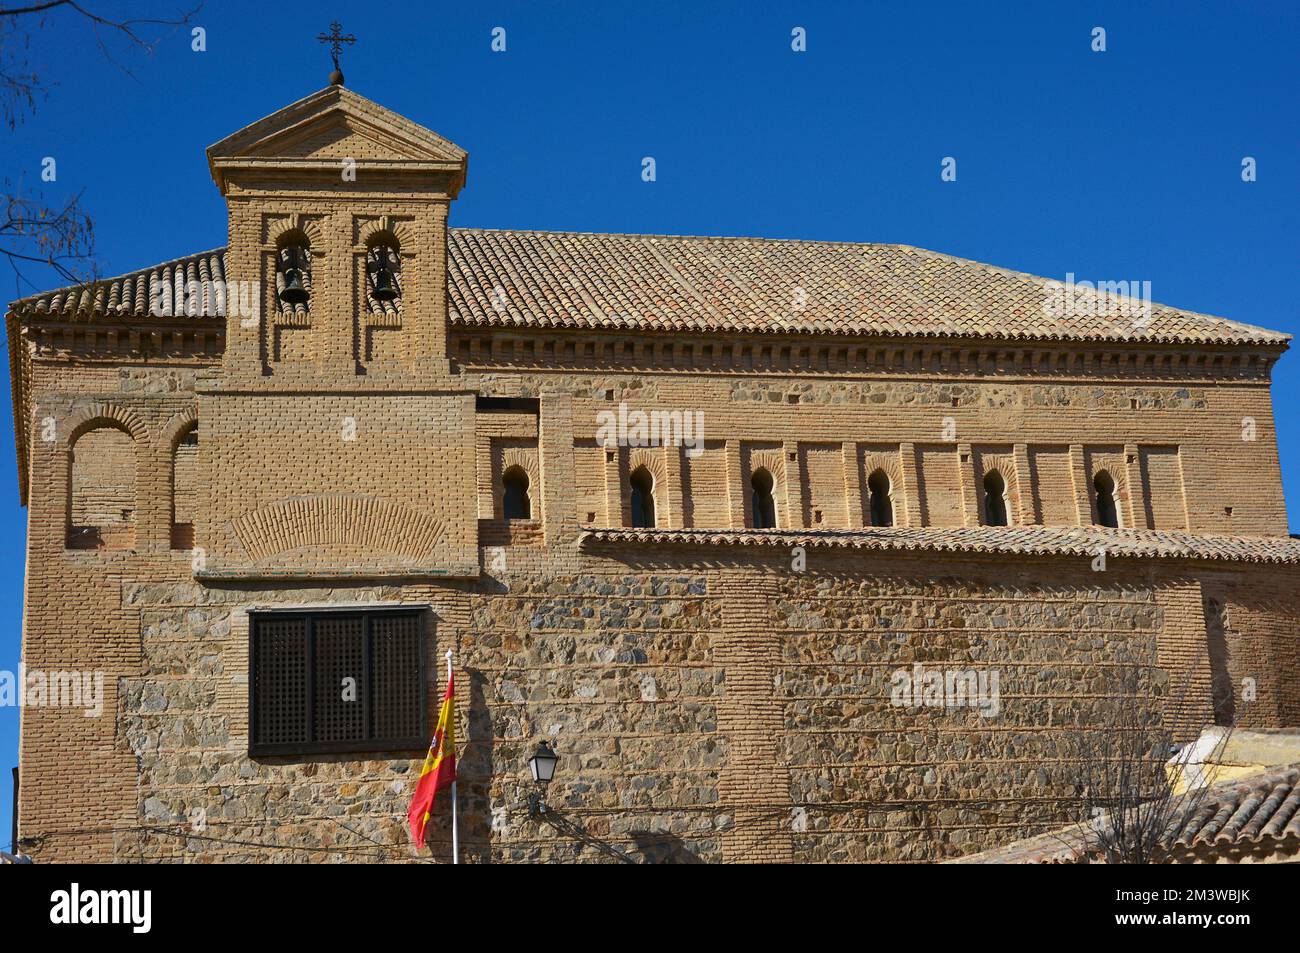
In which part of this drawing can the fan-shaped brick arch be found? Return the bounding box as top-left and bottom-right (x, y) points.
(626, 448), (667, 528)
(158, 407), (198, 451)
(227, 494), (447, 565)
(627, 447), (667, 487)
(273, 214), (325, 248)
(500, 446), (539, 492)
(974, 449), (1020, 527)
(359, 216), (414, 250)
(65, 402), (148, 449)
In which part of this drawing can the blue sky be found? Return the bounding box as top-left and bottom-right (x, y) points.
(2, 0), (1297, 845)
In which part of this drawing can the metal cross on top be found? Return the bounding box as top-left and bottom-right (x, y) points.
(317, 21), (357, 86)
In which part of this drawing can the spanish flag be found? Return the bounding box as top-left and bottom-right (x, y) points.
(408, 668), (456, 847)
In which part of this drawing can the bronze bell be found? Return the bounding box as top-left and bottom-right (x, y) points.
(279, 247), (309, 305)
(279, 268), (308, 305)
(370, 248), (399, 302)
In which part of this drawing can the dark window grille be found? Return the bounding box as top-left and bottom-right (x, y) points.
(249, 608), (427, 756)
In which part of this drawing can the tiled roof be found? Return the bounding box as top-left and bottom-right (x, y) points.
(447, 230), (1287, 345)
(10, 248), (228, 319)
(8, 233), (1289, 346)
(1169, 764), (1300, 849)
(950, 762), (1300, 864)
(579, 525), (1300, 565)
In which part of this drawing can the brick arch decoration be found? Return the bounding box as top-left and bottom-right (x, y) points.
(500, 446), (539, 492)
(226, 493), (447, 565)
(61, 403), (149, 548)
(158, 406), (198, 451)
(357, 220), (410, 329)
(498, 446), (539, 520)
(358, 216), (414, 250)
(158, 407), (199, 542)
(747, 445), (789, 527)
(862, 451), (904, 526)
(627, 447), (667, 488)
(974, 449), (1021, 526)
(627, 447), (668, 526)
(274, 214), (325, 249)
(980, 464), (1016, 525)
(1090, 465), (1131, 528)
(64, 402), (148, 449)
(271, 220), (321, 323)
(1085, 450), (1133, 527)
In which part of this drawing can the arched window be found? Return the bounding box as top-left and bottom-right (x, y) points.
(751, 468), (777, 529)
(502, 466), (531, 520)
(868, 469), (893, 527)
(68, 424), (136, 550)
(982, 470), (1008, 527)
(629, 467), (656, 528)
(1094, 470), (1120, 528)
(171, 423), (198, 550)
(276, 232), (312, 311)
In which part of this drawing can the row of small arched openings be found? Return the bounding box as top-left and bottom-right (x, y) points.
(499, 464), (904, 531)
(979, 468), (1122, 528)
(498, 463), (1124, 532)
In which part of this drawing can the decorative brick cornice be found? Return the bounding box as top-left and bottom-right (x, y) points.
(452, 328), (1282, 383)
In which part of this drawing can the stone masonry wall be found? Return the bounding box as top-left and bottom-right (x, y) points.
(25, 546), (1287, 864)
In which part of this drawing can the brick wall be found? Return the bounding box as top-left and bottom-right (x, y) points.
(9, 88), (1298, 864)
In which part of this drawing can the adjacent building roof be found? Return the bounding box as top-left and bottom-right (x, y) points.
(950, 761), (1300, 864)
(7, 234), (1290, 347)
(580, 524), (1300, 565)
(9, 248), (229, 321)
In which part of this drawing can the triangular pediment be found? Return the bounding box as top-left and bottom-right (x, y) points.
(243, 113), (424, 162)
(206, 85), (466, 190)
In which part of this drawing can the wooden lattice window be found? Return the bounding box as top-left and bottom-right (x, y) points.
(249, 608), (427, 756)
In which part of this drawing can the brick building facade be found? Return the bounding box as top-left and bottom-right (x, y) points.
(6, 84), (1299, 863)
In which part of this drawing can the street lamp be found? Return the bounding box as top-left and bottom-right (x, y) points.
(527, 740), (559, 817)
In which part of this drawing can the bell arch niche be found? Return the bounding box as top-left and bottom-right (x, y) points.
(263, 215), (325, 368)
(354, 216), (416, 370)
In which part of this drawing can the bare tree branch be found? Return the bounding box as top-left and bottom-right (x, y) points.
(1055, 653), (1248, 864)
(0, 2), (202, 293)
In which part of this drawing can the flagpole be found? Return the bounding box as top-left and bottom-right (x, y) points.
(447, 649), (458, 866)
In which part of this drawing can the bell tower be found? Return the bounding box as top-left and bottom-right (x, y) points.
(206, 82), (467, 385)
(194, 76), (478, 581)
